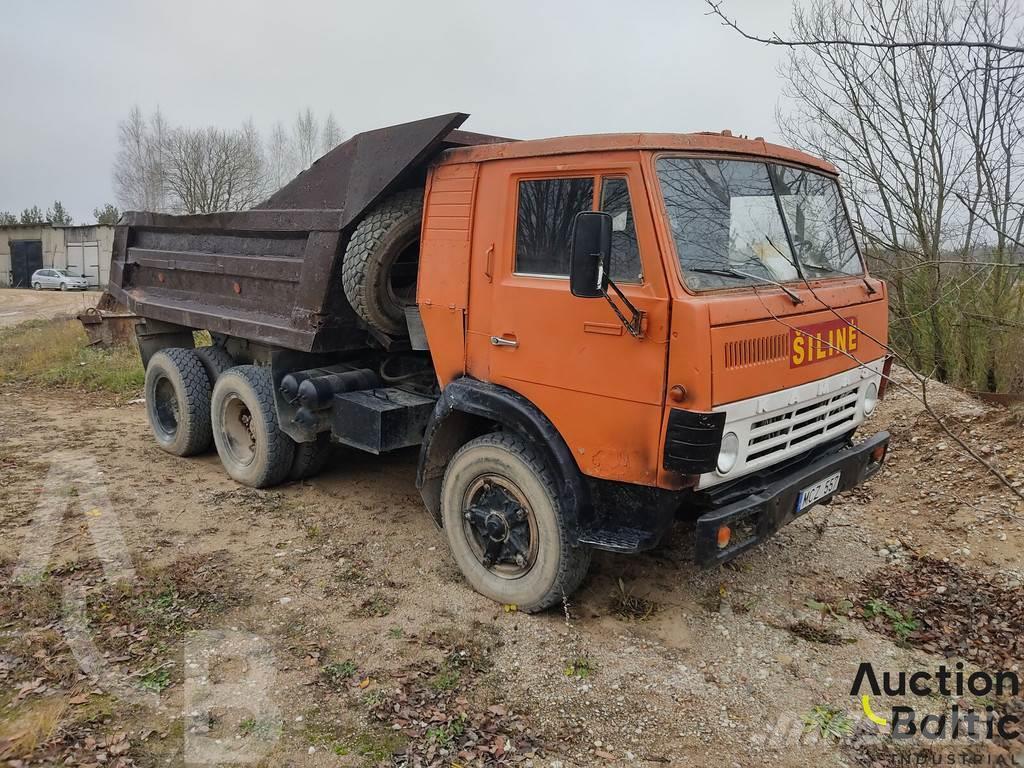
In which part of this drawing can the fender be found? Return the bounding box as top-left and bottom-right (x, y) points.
(416, 377), (592, 529)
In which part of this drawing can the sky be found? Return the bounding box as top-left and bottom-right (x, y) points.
(0, 0), (794, 222)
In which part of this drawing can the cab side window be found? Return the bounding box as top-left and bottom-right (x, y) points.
(514, 177), (594, 276)
(600, 176), (642, 283)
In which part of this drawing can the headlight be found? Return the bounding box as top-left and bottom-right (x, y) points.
(863, 381), (879, 415)
(717, 431), (740, 474)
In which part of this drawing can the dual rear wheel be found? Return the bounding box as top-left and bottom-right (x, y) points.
(143, 349), (331, 487)
(144, 349), (589, 611)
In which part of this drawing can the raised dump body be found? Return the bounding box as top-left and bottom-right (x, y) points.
(108, 112), (504, 352)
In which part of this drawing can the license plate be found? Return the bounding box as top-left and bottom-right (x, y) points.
(796, 471), (841, 512)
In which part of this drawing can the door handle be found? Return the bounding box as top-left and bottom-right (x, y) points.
(490, 335), (518, 348)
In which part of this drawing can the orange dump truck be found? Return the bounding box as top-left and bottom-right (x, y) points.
(109, 113), (890, 611)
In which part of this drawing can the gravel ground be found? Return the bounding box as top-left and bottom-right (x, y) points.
(0, 368), (1022, 766)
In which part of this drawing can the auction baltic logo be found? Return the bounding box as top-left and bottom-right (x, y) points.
(852, 661), (1021, 741)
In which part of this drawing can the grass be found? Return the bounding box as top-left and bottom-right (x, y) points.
(802, 706), (853, 741)
(332, 730), (407, 762)
(863, 598), (920, 640)
(564, 656), (595, 679)
(610, 578), (659, 621)
(425, 714), (467, 748)
(0, 318), (143, 395)
(322, 660), (359, 686)
(0, 698), (69, 760)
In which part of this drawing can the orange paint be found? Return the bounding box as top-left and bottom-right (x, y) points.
(417, 132), (886, 490)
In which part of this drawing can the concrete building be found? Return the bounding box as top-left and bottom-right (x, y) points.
(1, 223), (115, 289)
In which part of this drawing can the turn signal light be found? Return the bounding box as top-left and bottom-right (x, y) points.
(870, 444), (887, 463)
(717, 525), (732, 549)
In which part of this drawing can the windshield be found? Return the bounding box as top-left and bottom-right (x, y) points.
(655, 157), (863, 291)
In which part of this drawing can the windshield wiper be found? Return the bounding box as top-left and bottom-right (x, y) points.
(688, 267), (803, 305)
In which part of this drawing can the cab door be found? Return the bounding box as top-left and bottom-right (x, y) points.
(482, 161), (670, 486)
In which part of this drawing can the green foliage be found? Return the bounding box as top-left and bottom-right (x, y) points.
(138, 666), (171, 693)
(0, 211), (16, 226)
(875, 250), (1024, 393)
(93, 203), (121, 226)
(20, 206), (44, 225)
(425, 714), (467, 747)
(863, 598), (920, 640)
(564, 656), (595, 679)
(46, 200), (72, 225)
(322, 660), (358, 685)
(802, 706), (853, 740)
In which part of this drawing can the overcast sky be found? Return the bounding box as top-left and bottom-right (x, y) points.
(0, 0), (793, 222)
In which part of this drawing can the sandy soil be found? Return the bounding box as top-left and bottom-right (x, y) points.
(0, 369), (1022, 767)
(0, 288), (100, 327)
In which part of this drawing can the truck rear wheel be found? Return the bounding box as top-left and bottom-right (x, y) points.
(440, 432), (591, 613)
(194, 345), (235, 384)
(341, 188), (423, 336)
(288, 433), (332, 481)
(144, 348), (213, 456)
(211, 366), (295, 488)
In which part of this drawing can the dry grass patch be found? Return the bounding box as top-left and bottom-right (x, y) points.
(0, 318), (143, 395)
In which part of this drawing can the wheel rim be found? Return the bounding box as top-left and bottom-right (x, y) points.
(386, 236), (419, 314)
(153, 375), (180, 438)
(461, 474), (538, 580)
(220, 393), (257, 467)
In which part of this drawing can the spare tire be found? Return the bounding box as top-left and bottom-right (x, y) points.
(341, 188), (423, 336)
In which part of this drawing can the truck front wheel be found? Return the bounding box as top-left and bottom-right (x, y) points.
(440, 432), (591, 613)
(144, 348), (213, 456)
(211, 366), (295, 488)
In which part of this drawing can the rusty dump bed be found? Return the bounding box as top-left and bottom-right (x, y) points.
(107, 112), (506, 352)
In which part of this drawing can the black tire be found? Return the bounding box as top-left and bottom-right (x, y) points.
(32, 282), (41, 290)
(211, 365), (295, 488)
(288, 433), (333, 481)
(194, 345), (235, 385)
(440, 432), (591, 613)
(59, 283), (67, 291)
(341, 188), (423, 336)
(144, 348), (213, 456)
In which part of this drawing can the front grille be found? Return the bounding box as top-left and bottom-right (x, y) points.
(746, 387), (859, 463)
(724, 333), (789, 369)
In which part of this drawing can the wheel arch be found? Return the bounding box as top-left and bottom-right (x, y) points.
(416, 378), (592, 529)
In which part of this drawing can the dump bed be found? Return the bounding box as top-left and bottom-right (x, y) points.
(107, 113), (505, 352)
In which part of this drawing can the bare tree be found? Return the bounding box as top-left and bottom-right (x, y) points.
(161, 121), (269, 214)
(321, 112), (344, 155)
(266, 121), (298, 191)
(293, 108), (320, 169)
(705, 0), (1024, 54)
(756, 0), (1024, 388)
(113, 106), (169, 212)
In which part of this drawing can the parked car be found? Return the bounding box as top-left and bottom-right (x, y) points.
(31, 269), (89, 291)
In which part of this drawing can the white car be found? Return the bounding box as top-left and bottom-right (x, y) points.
(31, 269), (89, 291)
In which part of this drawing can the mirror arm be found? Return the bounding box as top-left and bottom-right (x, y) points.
(602, 277), (645, 338)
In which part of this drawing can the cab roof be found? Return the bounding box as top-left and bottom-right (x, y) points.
(440, 131), (838, 176)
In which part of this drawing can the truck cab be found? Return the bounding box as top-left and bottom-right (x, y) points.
(111, 115), (889, 613)
(416, 132), (889, 602)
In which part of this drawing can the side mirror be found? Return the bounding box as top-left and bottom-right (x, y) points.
(570, 211), (612, 298)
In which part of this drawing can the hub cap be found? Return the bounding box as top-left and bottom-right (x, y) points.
(461, 474), (538, 579)
(221, 394), (257, 466)
(153, 376), (180, 437)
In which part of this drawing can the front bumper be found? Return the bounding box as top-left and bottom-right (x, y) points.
(693, 431), (890, 567)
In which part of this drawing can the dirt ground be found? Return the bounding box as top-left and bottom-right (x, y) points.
(0, 288), (100, 327)
(1, 367), (1023, 767)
